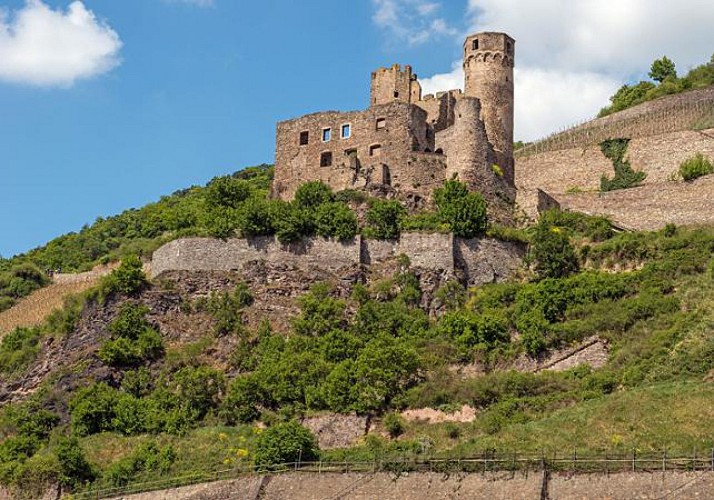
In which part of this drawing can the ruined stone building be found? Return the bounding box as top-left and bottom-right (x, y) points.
(272, 32), (517, 216)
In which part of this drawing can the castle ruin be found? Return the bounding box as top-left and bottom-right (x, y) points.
(272, 32), (516, 216)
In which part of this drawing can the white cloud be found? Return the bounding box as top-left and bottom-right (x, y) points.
(373, 0), (457, 47)
(416, 0), (714, 140)
(0, 1), (122, 87)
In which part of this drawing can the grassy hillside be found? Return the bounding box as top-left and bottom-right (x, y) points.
(2, 169), (714, 497)
(0, 165), (274, 314)
(599, 54), (714, 117)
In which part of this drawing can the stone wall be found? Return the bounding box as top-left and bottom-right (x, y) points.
(151, 234), (525, 286)
(273, 102), (432, 200)
(115, 471), (714, 500)
(515, 127), (714, 225)
(151, 237), (362, 278)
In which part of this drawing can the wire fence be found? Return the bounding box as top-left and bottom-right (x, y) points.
(72, 450), (714, 499)
(515, 89), (714, 158)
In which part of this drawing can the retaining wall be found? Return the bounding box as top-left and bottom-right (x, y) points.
(515, 128), (714, 226)
(151, 234), (524, 287)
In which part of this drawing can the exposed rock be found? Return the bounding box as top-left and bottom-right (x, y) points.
(301, 414), (369, 449)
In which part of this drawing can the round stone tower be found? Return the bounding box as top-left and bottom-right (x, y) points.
(463, 32), (515, 184)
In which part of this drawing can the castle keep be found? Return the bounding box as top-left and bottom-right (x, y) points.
(273, 32), (516, 212)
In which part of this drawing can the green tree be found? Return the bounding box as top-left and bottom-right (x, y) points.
(254, 421), (318, 469)
(205, 176), (253, 209)
(100, 255), (147, 298)
(220, 376), (261, 424)
(351, 334), (420, 413)
(529, 218), (579, 280)
(314, 202), (358, 241)
(365, 200), (406, 239)
(434, 180), (488, 238)
(649, 56), (677, 83)
(294, 181), (334, 209)
(55, 436), (95, 487)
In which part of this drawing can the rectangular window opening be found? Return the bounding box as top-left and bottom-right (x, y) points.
(369, 144), (382, 157)
(472, 39), (479, 50)
(341, 123), (351, 139)
(320, 152), (333, 167)
(322, 128), (332, 142)
(299, 131), (309, 146)
(376, 118), (386, 130)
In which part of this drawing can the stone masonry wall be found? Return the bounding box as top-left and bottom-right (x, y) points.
(151, 234), (525, 286)
(273, 102), (432, 200)
(515, 128), (714, 224)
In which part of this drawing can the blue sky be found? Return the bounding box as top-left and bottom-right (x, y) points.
(2, 0), (713, 257)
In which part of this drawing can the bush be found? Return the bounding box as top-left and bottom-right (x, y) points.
(198, 284), (253, 337)
(98, 303), (163, 366)
(220, 376), (261, 424)
(314, 202), (359, 241)
(55, 436), (95, 487)
(99, 255), (147, 299)
(294, 181), (334, 209)
(70, 383), (121, 436)
(433, 180), (488, 238)
(679, 153), (713, 182)
(365, 200), (406, 239)
(529, 221), (579, 280)
(383, 413), (406, 438)
(0, 327), (42, 376)
(253, 421), (319, 469)
(205, 176), (253, 209)
(104, 441), (175, 487)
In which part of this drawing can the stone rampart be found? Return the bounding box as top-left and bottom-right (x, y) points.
(151, 236), (361, 278)
(151, 234), (525, 286)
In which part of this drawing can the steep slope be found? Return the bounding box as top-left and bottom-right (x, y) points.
(0, 265), (117, 338)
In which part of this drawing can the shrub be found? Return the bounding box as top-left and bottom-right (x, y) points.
(237, 198), (280, 237)
(98, 303), (163, 366)
(679, 153), (713, 182)
(253, 421), (318, 469)
(198, 284), (253, 337)
(383, 413), (406, 438)
(104, 441), (175, 487)
(433, 180), (488, 238)
(0, 327), (42, 376)
(205, 176), (253, 209)
(529, 221), (579, 280)
(294, 181), (334, 209)
(220, 376), (261, 424)
(99, 255), (147, 298)
(314, 202), (359, 241)
(365, 200), (406, 240)
(70, 383), (121, 436)
(55, 436), (95, 487)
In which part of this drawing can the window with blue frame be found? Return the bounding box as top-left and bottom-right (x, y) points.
(322, 128), (332, 142)
(341, 124), (351, 139)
